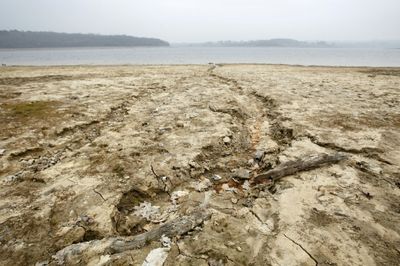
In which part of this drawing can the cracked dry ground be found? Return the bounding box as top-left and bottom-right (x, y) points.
(0, 65), (400, 266)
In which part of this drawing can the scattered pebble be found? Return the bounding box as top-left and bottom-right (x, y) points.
(171, 190), (189, 205)
(242, 180), (250, 190)
(221, 183), (236, 193)
(254, 150), (265, 161)
(158, 127), (172, 135)
(188, 161), (200, 169)
(192, 179), (212, 192)
(77, 215), (95, 225)
(160, 235), (171, 248)
(223, 136), (231, 144)
(176, 121), (185, 128)
(211, 174), (222, 181)
(233, 168), (250, 180)
(0, 149), (5, 156)
(231, 198), (238, 204)
(225, 241), (235, 247)
(142, 247), (170, 266)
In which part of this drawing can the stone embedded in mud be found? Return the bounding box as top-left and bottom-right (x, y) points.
(242, 180), (250, 190)
(157, 127), (172, 135)
(0, 148), (5, 156)
(77, 215), (95, 225)
(171, 190), (189, 205)
(4, 171), (24, 182)
(225, 241), (235, 247)
(142, 247), (170, 266)
(192, 178), (212, 192)
(221, 183), (237, 193)
(160, 235), (172, 248)
(176, 121), (185, 128)
(211, 174), (222, 181)
(188, 161), (201, 169)
(254, 150), (265, 161)
(223, 136), (231, 144)
(232, 168), (250, 180)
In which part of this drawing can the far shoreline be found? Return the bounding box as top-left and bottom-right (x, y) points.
(1, 63), (400, 69)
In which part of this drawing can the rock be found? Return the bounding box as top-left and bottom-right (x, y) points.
(185, 112), (198, 119)
(176, 121), (185, 128)
(160, 235), (171, 248)
(208, 258), (225, 266)
(188, 161), (200, 169)
(171, 190), (189, 205)
(98, 256), (111, 265)
(192, 179), (212, 192)
(5, 171), (24, 182)
(77, 215), (95, 225)
(231, 198), (238, 204)
(208, 104), (218, 112)
(223, 136), (231, 144)
(211, 174), (222, 181)
(242, 180), (250, 190)
(158, 127), (172, 135)
(55, 226), (86, 246)
(142, 247), (170, 266)
(225, 241), (235, 247)
(232, 168), (250, 180)
(254, 150), (265, 161)
(221, 183), (236, 193)
(0, 149), (5, 156)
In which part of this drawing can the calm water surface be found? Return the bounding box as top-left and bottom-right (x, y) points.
(0, 47), (399, 67)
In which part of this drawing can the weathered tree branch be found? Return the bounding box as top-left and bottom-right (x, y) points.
(52, 210), (211, 265)
(109, 210), (210, 253)
(253, 153), (347, 184)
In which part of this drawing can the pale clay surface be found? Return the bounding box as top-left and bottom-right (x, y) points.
(0, 64), (399, 265)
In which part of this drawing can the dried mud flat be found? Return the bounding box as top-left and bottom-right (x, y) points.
(0, 64), (399, 266)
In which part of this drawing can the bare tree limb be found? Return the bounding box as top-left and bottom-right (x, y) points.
(253, 153), (347, 184)
(109, 210), (210, 253)
(52, 210), (211, 265)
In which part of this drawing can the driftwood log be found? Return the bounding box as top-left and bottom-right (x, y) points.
(253, 153), (347, 184)
(52, 210), (211, 265)
(109, 210), (210, 253)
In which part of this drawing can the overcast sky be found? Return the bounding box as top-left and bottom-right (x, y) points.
(0, 0), (399, 42)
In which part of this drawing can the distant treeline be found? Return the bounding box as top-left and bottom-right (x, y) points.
(178, 39), (400, 48)
(183, 38), (331, 47)
(0, 30), (170, 48)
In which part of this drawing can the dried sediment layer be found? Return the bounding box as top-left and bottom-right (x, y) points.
(0, 65), (399, 265)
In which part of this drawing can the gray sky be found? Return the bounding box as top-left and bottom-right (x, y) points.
(0, 0), (399, 42)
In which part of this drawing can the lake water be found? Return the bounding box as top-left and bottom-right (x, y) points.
(0, 47), (400, 67)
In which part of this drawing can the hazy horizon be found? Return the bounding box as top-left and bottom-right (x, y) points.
(1, 0), (399, 43)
